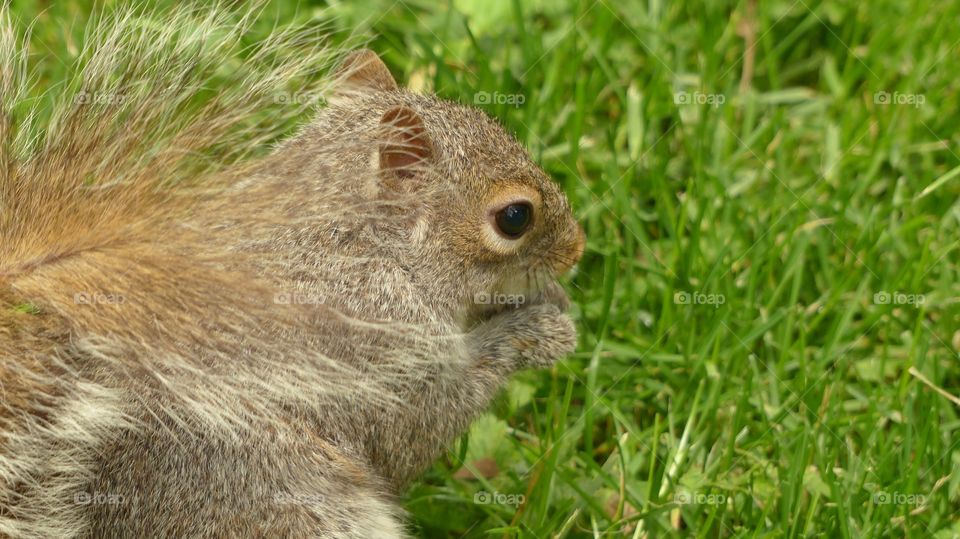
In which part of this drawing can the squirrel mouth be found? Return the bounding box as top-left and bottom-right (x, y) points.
(469, 278), (563, 324)
(470, 291), (528, 322)
(466, 261), (571, 324)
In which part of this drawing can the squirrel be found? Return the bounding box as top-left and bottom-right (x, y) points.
(0, 5), (584, 538)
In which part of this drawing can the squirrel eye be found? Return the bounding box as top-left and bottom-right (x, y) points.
(494, 203), (533, 238)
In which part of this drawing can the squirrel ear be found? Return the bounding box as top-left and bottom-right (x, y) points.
(379, 106), (433, 183)
(335, 49), (398, 94)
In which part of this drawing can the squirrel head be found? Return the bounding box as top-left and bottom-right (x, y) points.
(291, 50), (584, 325)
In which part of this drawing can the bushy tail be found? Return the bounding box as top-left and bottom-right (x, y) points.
(0, 4), (344, 277)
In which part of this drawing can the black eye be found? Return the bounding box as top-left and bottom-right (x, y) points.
(494, 203), (533, 238)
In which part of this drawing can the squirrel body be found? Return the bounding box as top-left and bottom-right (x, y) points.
(0, 7), (583, 538)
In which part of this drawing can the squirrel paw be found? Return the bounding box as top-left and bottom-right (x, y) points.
(468, 299), (576, 371)
(511, 303), (577, 368)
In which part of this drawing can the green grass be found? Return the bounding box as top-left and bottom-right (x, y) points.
(11, 0), (960, 536)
